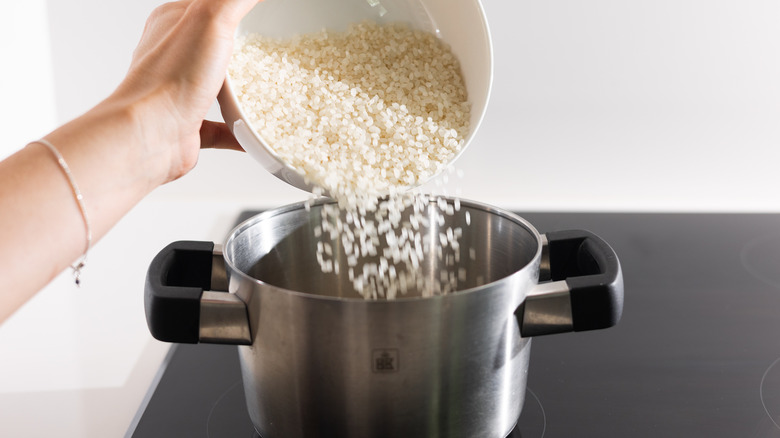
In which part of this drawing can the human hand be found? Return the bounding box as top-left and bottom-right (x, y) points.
(113, 0), (259, 184)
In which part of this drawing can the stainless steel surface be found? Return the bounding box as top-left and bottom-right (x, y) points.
(199, 291), (252, 345)
(198, 246), (251, 345)
(210, 244), (229, 293)
(538, 234), (551, 282)
(220, 198), (542, 437)
(519, 281), (573, 337)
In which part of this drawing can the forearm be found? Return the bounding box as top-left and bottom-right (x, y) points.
(0, 97), (167, 322)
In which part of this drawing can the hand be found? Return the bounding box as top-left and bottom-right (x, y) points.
(114, 0), (259, 184)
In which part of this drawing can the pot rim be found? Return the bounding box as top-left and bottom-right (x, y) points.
(222, 196), (543, 303)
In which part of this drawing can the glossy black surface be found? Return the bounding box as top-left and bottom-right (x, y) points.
(129, 212), (780, 437)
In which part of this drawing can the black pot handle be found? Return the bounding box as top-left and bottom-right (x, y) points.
(145, 240), (251, 345)
(144, 241), (215, 343)
(518, 230), (624, 337)
(547, 230), (624, 331)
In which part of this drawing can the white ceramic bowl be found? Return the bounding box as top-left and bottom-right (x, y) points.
(217, 0), (493, 193)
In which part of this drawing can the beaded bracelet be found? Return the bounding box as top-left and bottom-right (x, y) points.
(34, 138), (92, 286)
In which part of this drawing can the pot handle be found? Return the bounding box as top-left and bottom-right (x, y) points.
(144, 241), (251, 345)
(517, 230), (624, 337)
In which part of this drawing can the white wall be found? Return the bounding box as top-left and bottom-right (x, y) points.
(0, 1), (57, 160)
(4, 0), (779, 211)
(475, 0), (780, 212)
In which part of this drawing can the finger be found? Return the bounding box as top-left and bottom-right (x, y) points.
(133, 2), (192, 62)
(187, 0), (261, 30)
(200, 120), (245, 152)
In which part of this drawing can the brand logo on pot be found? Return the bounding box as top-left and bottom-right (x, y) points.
(372, 349), (399, 373)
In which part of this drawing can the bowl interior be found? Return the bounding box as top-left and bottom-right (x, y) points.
(237, 0), (437, 38)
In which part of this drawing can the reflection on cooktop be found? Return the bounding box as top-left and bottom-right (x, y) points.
(511, 389), (546, 438)
(742, 234), (780, 290)
(762, 357), (780, 431)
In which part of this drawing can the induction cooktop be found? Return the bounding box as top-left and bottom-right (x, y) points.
(127, 211), (780, 437)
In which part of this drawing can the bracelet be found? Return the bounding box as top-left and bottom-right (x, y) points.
(34, 138), (92, 286)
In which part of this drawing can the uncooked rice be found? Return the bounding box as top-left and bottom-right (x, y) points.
(229, 21), (475, 299)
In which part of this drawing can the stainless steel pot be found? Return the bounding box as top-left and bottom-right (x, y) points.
(145, 198), (623, 438)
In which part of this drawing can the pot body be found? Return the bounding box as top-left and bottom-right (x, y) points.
(145, 198), (623, 438)
(234, 280), (532, 438)
(223, 200), (539, 438)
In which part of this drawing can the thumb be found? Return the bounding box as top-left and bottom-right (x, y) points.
(200, 120), (245, 152)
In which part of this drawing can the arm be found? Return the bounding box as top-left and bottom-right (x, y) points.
(0, 0), (259, 323)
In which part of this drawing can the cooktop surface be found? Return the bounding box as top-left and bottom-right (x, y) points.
(128, 212), (780, 437)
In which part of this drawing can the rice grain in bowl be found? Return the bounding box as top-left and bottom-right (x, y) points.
(217, 0), (492, 195)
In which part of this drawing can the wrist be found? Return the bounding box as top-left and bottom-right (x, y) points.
(44, 94), (170, 206)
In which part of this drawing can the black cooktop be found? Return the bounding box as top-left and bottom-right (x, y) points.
(127, 212), (780, 437)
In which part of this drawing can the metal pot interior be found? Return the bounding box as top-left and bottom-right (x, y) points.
(224, 198), (540, 299)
